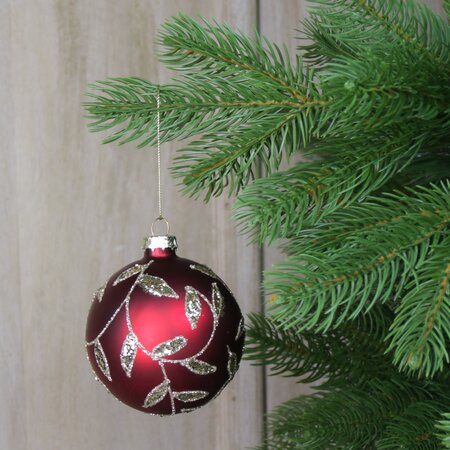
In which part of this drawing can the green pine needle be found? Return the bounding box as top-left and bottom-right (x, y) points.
(261, 379), (450, 449)
(436, 412), (450, 448)
(265, 182), (450, 377)
(244, 307), (392, 382)
(234, 131), (428, 242)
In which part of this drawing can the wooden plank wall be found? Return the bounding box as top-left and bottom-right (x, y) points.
(2, 2), (262, 449)
(0, 1), (443, 449)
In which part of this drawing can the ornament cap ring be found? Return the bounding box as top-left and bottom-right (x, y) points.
(143, 234), (178, 252)
(150, 216), (170, 236)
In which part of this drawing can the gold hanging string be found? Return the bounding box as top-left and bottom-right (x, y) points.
(150, 85), (170, 236)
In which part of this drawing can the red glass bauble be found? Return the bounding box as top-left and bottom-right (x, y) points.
(85, 235), (245, 415)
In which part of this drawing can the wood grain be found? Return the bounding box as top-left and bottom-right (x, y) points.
(2, 1), (262, 449)
(0, 2), (26, 449)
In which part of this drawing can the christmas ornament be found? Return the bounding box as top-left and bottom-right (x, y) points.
(85, 235), (245, 415)
(85, 86), (245, 415)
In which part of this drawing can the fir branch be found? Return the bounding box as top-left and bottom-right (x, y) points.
(386, 235), (450, 378)
(285, 181), (450, 256)
(265, 183), (450, 337)
(375, 401), (447, 449)
(84, 10), (448, 201)
(173, 112), (307, 199)
(84, 14), (326, 198)
(260, 379), (450, 449)
(302, 0), (450, 71)
(235, 133), (425, 242)
(157, 14), (312, 102)
(84, 73), (321, 197)
(300, 14), (359, 64)
(301, 1), (450, 158)
(319, 47), (449, 139)
(244, 308), (392, 382)
(354, 0), (449, 69)
(84, 76), (317, 148)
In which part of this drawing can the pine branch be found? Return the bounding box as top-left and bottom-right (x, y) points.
(235, 132), (425, 242)
(319, 47), (449, 140)
(300, 13), (359, 64)
(260, 378), (450, 449)
(85, 10), (448, 200)
(244, 307), (392, 382)
(84, 76), (316, 148)
(84, 15), (326, 198)
(302, 2), (450, 144)
(376, 401), (445, 449)
(386, 234), (450, 378)
(172, 111), (309, 199)
(265, 183), (449, 338)
(302, 0), (450, 71)
(284, 181), (450, 256)
(157, 14), (310, 101)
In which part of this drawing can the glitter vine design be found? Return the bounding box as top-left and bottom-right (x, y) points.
(86, 261), (239, 415)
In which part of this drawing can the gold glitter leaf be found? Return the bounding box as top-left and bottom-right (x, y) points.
(143, 379), (170, 408)
(181, 358), (217, 375)
(113, 263), (148, 286)
(184, 286), (202, 330)
(212, 283), (224, 319)
(94, 341), (111, 382)
(92, 281), (107, 303)
(227, 345), (238, 379)
(138, 274), (179, 298)
(120, 333), (138, 377)
(180, 407), (197, 413)
(173, 390), (209, 403)
(235, 318), (245, 341)
(151, 336), (188, 360)
(189, 263), (219, 280)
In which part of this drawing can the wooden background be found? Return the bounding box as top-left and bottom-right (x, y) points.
(0, 1), (443, 449)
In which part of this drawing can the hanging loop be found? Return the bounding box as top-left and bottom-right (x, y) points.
(150, 216), (170, 236)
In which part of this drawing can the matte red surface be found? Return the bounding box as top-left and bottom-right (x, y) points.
(85, 243), (245, 415)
